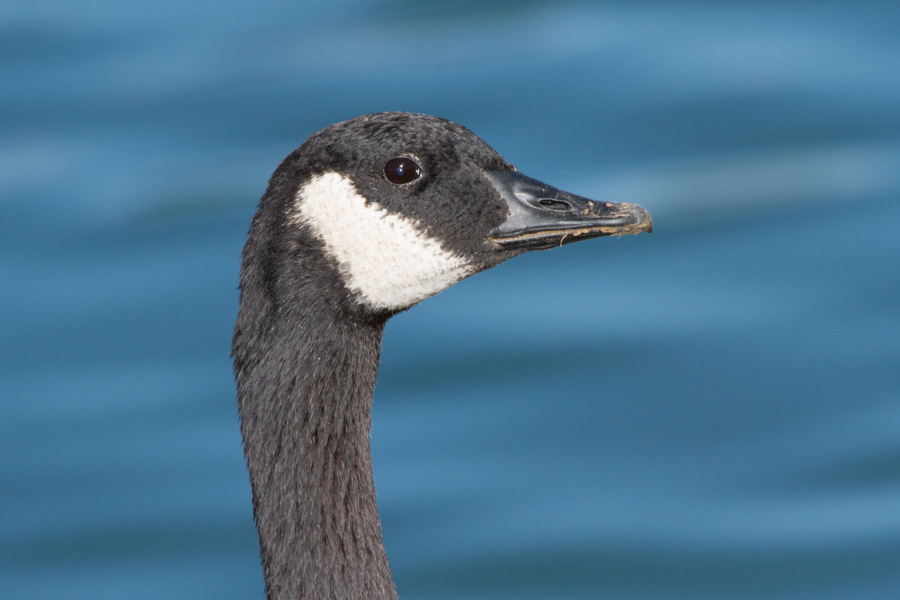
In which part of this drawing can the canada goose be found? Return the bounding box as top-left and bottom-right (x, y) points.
(233, 112), (652, 600)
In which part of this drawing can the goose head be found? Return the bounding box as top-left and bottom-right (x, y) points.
(244, 112), (651, 322)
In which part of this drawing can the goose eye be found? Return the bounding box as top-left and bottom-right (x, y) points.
(384, 157), (421, 185)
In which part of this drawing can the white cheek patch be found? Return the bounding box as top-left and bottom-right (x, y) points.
(290, 172), (474, 311)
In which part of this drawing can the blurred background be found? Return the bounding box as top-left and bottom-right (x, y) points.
(2, 1), (900, 598)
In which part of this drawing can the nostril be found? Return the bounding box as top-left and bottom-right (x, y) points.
(538, 198), (571, 211)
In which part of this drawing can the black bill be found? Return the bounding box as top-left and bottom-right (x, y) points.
(484, 169), (653, 251)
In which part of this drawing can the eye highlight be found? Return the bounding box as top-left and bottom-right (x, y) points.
(384, 157), (422, 185)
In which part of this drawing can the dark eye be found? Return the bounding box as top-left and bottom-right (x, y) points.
(384, 157), (422, 185)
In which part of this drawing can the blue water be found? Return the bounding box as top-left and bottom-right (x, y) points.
(3, 1), (900, 598)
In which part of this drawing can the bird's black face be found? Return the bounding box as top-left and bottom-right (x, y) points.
(278, 112), (651, 314)
(302, 112), (651, 264)
(300, 112), (519, 272)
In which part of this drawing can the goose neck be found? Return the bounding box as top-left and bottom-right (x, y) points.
(237, 308), (396, 600)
